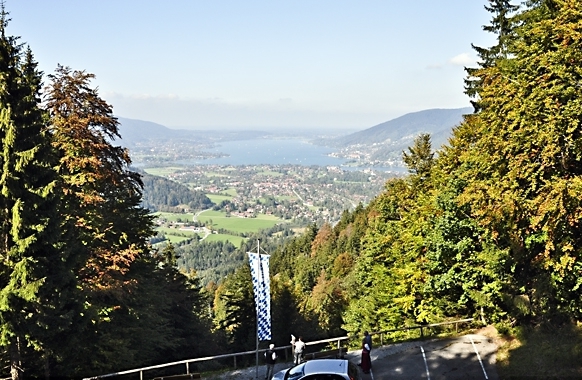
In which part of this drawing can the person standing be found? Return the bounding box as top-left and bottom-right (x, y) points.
(360, 340), (372, 374)
(363, 331), (372, 351)
(290, 334), (296, 362)
(264, 343), (277, 380)
(293, 336), (306, 365)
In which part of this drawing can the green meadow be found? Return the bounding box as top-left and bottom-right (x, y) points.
(203, 233), (246, 246)
(206, 193), (234, 204)
(154, 211), (195, 223)
(154, 226), (200, 245)
(143, 167), (185, 176)
(153, 209), (284, 245)
(197, 210), (281, 233)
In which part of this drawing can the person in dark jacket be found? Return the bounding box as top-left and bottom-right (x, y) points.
(360, 340), (371, 374)
(363, 331), (372, 351)
(264, 343), (277, 380)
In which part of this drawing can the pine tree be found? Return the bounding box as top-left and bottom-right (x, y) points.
(465, 0), (520, 111)
(0, 6), (66, 380)
(402, 133), (434, 181)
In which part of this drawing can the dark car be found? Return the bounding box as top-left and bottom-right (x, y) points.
(271, 358), (361, 380)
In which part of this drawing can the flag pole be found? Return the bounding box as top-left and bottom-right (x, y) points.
(255, 239), (260, 380)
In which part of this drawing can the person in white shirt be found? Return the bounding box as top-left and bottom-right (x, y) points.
(293, 336), (306, 365)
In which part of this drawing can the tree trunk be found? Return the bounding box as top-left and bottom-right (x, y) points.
(10, 336), (23, 380)
(44, 351), (51, 380)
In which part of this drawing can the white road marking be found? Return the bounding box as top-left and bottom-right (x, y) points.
(470, 336), (489, 379)
(420, 346), (431, 380)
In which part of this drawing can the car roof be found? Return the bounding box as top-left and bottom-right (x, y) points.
(303, 359), (348, 375)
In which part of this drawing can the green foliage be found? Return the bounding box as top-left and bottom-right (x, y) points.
(402, 133), (434, 179)
(3, 1), (582, 378)
(141, 171), (213, 211)
(197, 210), (282, 233)
(213, 264), (256, 352)
(0, 9), (65, 379)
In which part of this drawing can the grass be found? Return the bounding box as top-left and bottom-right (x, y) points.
(155, 226), (199, 236)
(494, 322), (582, 379)
(153, 209), (283, 245)
(153, 211), (195, 222)
(197, 210), (282, 233)
(222, 188), (237, 197)
(143, 166), (185, 176)
(257, 170), (283, 177)
(203, 233), (246, 246)
(155, 226), (200, 245)
(206, 194), (233, 204)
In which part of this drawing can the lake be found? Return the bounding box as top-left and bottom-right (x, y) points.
(183, 139), (348, 166)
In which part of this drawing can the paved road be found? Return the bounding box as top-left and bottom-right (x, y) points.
(349, 334), (498, 380)
(206, 333), (498, 379)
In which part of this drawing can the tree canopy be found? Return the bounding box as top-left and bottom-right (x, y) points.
(2, 0), (582, 378)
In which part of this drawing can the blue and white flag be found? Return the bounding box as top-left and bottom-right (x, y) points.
(248, 252), (271, 341)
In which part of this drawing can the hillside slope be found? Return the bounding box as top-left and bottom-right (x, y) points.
(335, 107), (472, 148)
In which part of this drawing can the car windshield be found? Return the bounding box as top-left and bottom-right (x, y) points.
(285, 363), (306, 380)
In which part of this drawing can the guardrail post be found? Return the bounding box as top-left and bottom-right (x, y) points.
(234, 355), (237, 369)
(186, 362), (190, 374)
(420, 326), (424, 338)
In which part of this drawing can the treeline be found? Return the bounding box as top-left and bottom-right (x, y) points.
(177, 240), (244, 285)
(176, 224), (299, 286)
(0, 9), (221, 380)
(213, 0), (582, 351)
(140, 171), (214, 211)
(3, 1), (582, 378)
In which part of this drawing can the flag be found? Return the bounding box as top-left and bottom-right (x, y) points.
(248, 252), (271, 341)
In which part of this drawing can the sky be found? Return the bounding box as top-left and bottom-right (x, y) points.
(9, 1), (494, 131)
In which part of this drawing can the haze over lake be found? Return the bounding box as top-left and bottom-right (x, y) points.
(181, 139), (348, 166)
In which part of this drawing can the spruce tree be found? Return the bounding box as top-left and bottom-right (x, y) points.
(465, 0), (520, 111)
(0, 7), (66, 380)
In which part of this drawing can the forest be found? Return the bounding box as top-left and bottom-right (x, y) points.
(140, 171), (214, 212)
(1, 1), (582, 379)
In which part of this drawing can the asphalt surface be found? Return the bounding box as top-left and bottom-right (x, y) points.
(356, 334), (499, 380)
(204, 333), (499, 380)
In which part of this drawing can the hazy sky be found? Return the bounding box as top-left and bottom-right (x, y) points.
(10, 1), (494, 130)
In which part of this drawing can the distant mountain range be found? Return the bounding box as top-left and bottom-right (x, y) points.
(116, 107), (471, 149)
(115, 117), (272, 148)
(329, 107), (472, 148)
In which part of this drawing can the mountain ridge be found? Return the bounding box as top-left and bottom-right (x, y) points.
(332, 107), (472, 148)
(116, 107), (472, 148)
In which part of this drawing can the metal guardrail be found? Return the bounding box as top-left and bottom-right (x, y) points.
(83, 318), (474, 380)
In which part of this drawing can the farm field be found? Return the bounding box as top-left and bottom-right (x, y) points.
(143, 167), (185, 176)
(154, 211), (195, 223)
(154, 226), (200, 245)
(152, 209), (284, 246)
(203, 233), (246, 246)
(197, 210), (283, 233)
(206, 193), (234, 204)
